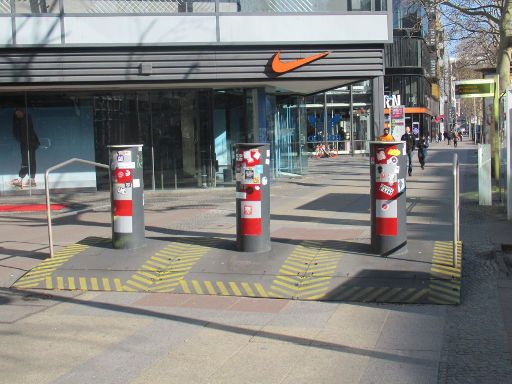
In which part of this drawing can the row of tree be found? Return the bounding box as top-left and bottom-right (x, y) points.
(417, 0), (511, 179)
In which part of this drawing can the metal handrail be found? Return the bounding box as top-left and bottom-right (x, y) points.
(453, 153), (460, 268)
(45, 158), (110, 258)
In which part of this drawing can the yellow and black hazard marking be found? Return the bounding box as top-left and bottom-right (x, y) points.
(428, 241), (462, 304)
(297, 247), (345, 300)
(179, 280), (268, 297)
(267, 241), (319, 299)
(268, 241), (344, 300)
(44, 276), (125, 291)
(123, 240), (216, 292)
(12, 237), (107, 289)
(328, 285), (429, 303)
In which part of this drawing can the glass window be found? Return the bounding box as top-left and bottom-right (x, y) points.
(226, 0), (348, 13)
(410, 76), (418, 106)
(15, 0), (60, 13)
(352, 80), (372, 152)
(375, 0), (386, 11)
(269, 95), (307, 177)
(0, 0), (11, 13)
(61, 0), (218, 14)
(348, 0), (371, 11)
(392, 0), (427, 37)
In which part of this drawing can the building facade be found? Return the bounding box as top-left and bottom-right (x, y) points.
(384, 0), (440, 140)
(0, 0), (392, 194)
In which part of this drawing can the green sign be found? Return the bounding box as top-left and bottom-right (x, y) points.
(455, 80), (495, 99)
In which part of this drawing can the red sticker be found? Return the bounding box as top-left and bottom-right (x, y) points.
(114, 169), (133, 184)
(113, 200), (132, 217)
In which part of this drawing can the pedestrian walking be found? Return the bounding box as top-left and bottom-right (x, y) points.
(453, 131), (458, 148)
(401, 126), (415, 176)
(10, 108), (40, 188)
(417, 135), (429, 169)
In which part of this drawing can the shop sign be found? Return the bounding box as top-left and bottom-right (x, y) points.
(385, 94), (401, 108)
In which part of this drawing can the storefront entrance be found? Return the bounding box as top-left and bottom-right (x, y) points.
(0, 88), (309, 195)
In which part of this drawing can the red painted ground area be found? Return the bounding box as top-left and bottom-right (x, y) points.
(0, 204), (66, 212)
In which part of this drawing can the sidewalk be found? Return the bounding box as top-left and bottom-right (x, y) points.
(5, 144), (459, 304)
(0, 139), (511, 383)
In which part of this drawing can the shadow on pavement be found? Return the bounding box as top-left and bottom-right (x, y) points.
(0, 287), (437, 366)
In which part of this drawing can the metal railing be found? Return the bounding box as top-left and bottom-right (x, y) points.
(45, 158), (110, 258)
(453, 153), (460, 268)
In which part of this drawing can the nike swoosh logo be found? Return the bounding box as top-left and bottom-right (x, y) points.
(271, 51), (330, 73)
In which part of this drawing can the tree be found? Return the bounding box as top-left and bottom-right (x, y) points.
(453, 39), (493, 136)
(419, 0), (511, 179)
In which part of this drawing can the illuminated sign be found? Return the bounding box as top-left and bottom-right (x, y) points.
(455, 79), (495, 99)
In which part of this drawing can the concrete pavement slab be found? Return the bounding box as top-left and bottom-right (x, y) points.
(359, 349), (440, 384)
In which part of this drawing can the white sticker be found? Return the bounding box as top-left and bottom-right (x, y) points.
(253, 150), (261, 160)
(262, 177), (268, 186)
(117, 162), (135, 169)
(133, 179), (140, 188)
(116, 151), (131, 163)
(265, 159), (270, 165)
(387, 156), (398, 165)
(267, 150), (271, 157)
(398, 178), (406, 193)
(376, 164), (397, 183)
(379, 184), (394, 196)
(236, 192), (247, 199)
(394, 166), (400, 174)
(243, 151), (254, 163)
(376, 150), (386, 161)
(255, 186), (260, 191)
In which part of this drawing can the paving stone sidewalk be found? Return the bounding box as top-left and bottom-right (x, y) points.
(1, 141), (512, 383)
(437, 146), (512, 384)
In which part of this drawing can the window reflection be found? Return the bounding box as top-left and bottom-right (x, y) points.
(304, 80), (372, 155)
(8, 0), (385, 14)
(348, 0), (371, 11)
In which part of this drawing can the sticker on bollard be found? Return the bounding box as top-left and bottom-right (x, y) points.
(235, 144), (270, 252)
(108, 145), (145, 249)
(237, 147), (263, 236)
(370, 141), (407, 255)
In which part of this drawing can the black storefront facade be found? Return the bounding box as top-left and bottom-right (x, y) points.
(0, 1), (392, 195)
